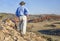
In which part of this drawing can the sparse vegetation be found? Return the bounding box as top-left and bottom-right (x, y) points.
(44, 24), (56, 27)
(0, 13), (60, 41)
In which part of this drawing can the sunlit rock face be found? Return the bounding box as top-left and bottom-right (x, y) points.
(0, 18), (46, 41)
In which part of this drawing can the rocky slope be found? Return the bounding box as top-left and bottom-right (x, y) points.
(0, 18), (46, 41)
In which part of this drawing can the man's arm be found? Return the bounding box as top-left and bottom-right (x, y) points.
(15, 8), (19, 17)
(24, 7), (29, 16)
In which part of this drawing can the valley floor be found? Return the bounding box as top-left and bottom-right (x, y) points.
(27, 21), (60, 41)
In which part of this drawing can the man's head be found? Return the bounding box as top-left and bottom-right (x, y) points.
(19, 1), (25, 6)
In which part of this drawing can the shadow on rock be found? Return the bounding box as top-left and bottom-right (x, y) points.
(38, 29), (60, 36)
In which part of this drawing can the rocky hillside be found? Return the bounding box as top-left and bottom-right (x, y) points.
(0, 18), (46, 41)
(1, 13), (60, 41)
(29, 14), (60, 23)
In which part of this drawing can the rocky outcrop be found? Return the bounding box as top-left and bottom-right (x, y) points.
(0, 18), (46, 41)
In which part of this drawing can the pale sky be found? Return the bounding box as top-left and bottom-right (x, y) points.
(0, 0), (60, 15)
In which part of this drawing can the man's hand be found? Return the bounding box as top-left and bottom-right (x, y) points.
(26, 14), (30, 20)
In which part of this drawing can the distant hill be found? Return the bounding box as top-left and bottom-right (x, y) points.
(29, 14), (60, 23)
(0, 13), (60, 23)
(0, 13), (16, 20)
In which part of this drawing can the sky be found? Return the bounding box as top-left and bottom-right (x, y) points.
(0, 0), (60, 15)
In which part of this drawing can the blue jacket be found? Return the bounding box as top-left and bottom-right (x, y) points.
(16, 6), (29, 17)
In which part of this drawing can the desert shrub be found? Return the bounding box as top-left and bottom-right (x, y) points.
(0, 27), (3, 30)
(27, 25), (34, 32)
(0, 16), (3, 20)
(44, 24), (56, 27)
(42, 36), (54, 41)
(53, 22), (60, 24)
(54, 40), (58, 41)
(47, 38), (53, 41)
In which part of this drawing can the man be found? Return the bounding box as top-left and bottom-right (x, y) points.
(16, 1), (29, 35)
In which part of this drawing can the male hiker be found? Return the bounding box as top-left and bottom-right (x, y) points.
(16, 1), (29, 35)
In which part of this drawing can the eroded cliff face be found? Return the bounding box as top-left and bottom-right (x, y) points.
(0, 18), (46, 41)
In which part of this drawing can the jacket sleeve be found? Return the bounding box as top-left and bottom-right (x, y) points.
(16, 8), (20, 17)
(24, 8), (29, 16)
